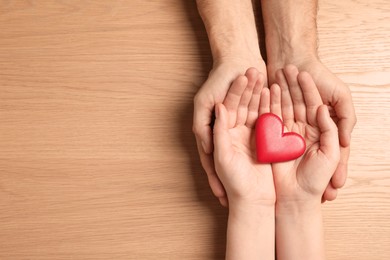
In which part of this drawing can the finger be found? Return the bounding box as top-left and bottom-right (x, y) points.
(195, 138), (226, 198)
(322, 182), (338, 202)
(276, 69), (294, 127)
(236, 69), (258, 125)
(333, 87), (357, 147)
(331, 146), (350, 189)
(259, 87), (270, 115)
(298, 71), (323, 127)
(213, 103), (233, 204)
(317, 105), (340, 163)
(214, 103), (234, 158)
(219, 197), (229, 207)
(223, 75), (248, 128)
(193, 96), (214, 154)
(270, 83), (282, 119)
(246, 73), (265, 128)
(338, 118), (356, 148)
(284, 65), (306, 123)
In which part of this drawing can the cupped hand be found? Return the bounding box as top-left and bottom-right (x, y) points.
(213, 68), (275, 204)
(269, 61), (356, 202)
(193, 60), (266, 206)
(269, 66), (340, 202)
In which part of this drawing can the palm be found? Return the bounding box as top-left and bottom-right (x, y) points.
(223, 125), (274, 201)
(272, 122), (323, 199)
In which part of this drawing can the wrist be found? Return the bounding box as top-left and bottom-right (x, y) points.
(229, 203), (275, 229)
(227, 190), (276, 211)
(275, 199), (322, 218)
(197, 0), (263, 65)
(211, 56), (265, 78)
(227, 201), (275, 260)
(275, 200), (326, 260)
(213, 52), (264, 67)
(262, 0), (319, 69)
(265, 40), (319, 72)
(230, 199), (275, 214)
(264, 18), (318, 67)
(211, 39), (263, 67)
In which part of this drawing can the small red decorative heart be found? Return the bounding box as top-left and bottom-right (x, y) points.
(255, 113), (306, 163)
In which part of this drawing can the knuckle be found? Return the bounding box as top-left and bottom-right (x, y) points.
(285, 64), (298, 73)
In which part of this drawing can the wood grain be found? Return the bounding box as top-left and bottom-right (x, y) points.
(0, 0), (389, 259)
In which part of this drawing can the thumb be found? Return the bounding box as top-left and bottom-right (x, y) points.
(193, 97), (214, 154)
(317, 105), (340, 163)
(333, 89), (357, 147)
(337, 117), (356, 147)
(213, 103), (233, 158)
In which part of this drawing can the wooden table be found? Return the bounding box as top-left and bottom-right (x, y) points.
(1, 1), (389, 259)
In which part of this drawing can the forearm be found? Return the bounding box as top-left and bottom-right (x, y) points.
(196, 0), (263, 64)
(226, 202), (275, 260)
(261, 0), (319, 67)
(275, 201), (326, 260)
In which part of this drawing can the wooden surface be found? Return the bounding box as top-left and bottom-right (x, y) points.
(0, 1), (389, 259)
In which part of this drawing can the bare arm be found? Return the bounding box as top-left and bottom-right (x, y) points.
(196, 0), (262, 65)
(261, 0), (318, 75)
(227, 203), (275, 260)
(276, 202), (326, 260)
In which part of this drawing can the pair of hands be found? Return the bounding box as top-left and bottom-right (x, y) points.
(193, 60), (356, 206)
(212, 66), (340, 205)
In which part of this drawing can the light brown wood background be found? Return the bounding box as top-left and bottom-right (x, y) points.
(0, 1), (389, 259)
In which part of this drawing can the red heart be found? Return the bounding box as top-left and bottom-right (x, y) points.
(255, 113), (306, 163)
